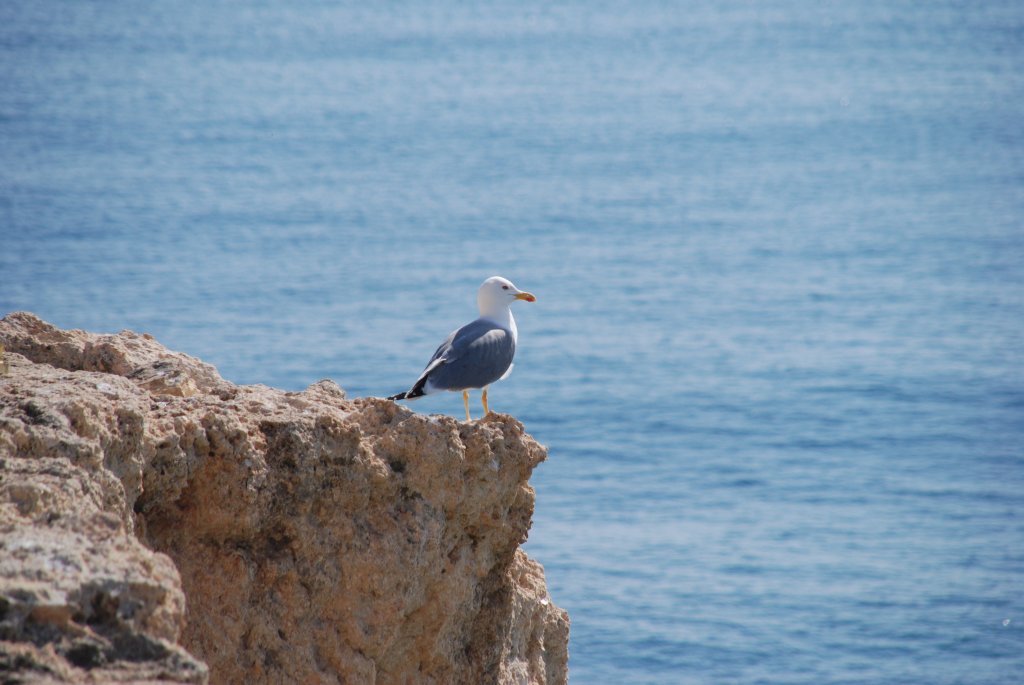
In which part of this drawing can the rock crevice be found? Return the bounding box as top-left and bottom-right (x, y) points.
(0, 312), (568, 684)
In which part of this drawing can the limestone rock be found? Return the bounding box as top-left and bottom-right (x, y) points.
(0, 312), (569, 684)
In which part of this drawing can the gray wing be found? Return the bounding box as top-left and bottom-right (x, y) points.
(412, 318), (516, 394)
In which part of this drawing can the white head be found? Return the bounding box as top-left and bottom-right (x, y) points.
(477, 276), (536, 316)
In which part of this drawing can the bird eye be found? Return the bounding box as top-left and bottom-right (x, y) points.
(502, 285), (509, 290)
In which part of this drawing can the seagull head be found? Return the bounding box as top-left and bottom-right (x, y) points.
(478, 276), (536, 315)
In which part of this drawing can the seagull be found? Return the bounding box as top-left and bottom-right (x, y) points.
(388, 276), (536, 421)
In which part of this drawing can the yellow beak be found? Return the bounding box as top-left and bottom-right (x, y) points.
(515, 291), (537, 302)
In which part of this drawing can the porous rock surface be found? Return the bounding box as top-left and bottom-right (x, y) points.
(0, 312), (569, 684)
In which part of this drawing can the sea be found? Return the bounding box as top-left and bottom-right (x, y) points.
(2, 2), (1023, 683)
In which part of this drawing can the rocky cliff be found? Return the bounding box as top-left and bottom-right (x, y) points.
(0, 312), (568, 684)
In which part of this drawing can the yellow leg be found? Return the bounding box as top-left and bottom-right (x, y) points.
(463, 390), (471, 421)
(482, 386), (490, 415)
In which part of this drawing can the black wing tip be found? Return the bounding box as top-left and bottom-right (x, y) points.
(387, 388), (426, 402)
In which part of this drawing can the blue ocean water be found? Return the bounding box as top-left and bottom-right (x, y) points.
(2, 1), (1023, 682)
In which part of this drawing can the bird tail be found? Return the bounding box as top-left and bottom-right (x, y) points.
(389, 363), (437, 402)
(387, 385), (426, 402)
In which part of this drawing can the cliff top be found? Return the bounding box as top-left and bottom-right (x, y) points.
(0, 312), (568, 685)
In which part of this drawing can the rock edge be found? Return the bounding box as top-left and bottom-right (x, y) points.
(0, 312), (569, 684)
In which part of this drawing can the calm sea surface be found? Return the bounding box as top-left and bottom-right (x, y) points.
(3, 2), (1023, 682)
